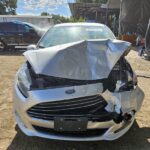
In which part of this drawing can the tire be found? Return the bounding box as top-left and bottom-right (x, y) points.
(0, 39), (7, 51)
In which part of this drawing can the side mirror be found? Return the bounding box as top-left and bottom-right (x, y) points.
(27, 45), (36, 50)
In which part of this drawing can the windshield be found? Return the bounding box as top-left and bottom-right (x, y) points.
(38, 25), (116, 48)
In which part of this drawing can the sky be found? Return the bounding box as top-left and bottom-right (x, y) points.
(16, 0), (75, 17)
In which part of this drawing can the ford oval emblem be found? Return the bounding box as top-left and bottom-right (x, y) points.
(65, 89), (75, 94)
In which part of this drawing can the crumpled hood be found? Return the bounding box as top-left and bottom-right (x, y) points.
(24, 39), (131, 80)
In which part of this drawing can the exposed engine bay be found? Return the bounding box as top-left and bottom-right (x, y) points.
(24, 58), (139, 124)
(26, 57), (136, 92)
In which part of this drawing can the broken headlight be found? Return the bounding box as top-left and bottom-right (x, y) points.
(104, 58), (137, 92)
(17, 63), (32, 98)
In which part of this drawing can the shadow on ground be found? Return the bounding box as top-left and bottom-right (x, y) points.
(7, 121), (150, 150)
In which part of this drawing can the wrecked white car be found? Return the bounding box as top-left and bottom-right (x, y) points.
(13, 23), (144, 141)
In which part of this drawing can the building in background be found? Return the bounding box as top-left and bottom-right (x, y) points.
(69, 0), (120, 35)
(106, 0), (120, 34)
(0, 15), (53, 29)
(69, 3), (101, 22)
(119, 0), (150, 37)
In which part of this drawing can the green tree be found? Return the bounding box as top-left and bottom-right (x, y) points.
(0, 3), (6, 14)
(76, 0), (92, 2)
(41, 12), (50, 16)
(69, 16), (85, 22)
(76, 0), (108, 3)
(96, 0), (108, 3)
(40, 12), (86, 23)
(52, 15), (85, 23)
(51, 14), (69, 24)
(0, 0), (17, 15)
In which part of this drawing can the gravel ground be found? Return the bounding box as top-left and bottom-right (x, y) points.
(0, 50), (150, 150)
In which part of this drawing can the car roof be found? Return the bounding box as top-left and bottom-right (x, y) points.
(0, 21), (33, 26)
(55, 23), (106, 27)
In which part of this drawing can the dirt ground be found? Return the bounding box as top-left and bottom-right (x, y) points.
(0, 50), (150, 150)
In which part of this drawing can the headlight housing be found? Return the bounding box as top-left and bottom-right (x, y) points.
(17, 63), (32, 98)
(104, 58), (137, 92)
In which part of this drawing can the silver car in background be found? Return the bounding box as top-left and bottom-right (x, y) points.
(13, 23), (144, 141)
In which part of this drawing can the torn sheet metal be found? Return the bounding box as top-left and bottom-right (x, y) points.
(24, 39), (131, 80)
(102, 86), (144, 114)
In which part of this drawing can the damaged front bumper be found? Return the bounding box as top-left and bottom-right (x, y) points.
(13, 81), (144, 141)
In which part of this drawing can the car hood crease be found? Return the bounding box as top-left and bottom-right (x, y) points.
(24, 39), (131, 80)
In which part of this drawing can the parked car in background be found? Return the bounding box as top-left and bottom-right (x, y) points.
(0, 21), (45, 51)
(13, 23), (144, 141)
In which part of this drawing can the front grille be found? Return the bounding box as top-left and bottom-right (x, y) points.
(27, 95), (111, 121)
(33, 125), (108, 137)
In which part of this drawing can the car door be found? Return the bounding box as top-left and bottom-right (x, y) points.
(0, 23), (7, 45)
(17, 23), (26, 45)
(4, 22), (18, 45)
(24, 25), (39, 44)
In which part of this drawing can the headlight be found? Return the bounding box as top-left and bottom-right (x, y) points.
(105, 58), (137, 92)
(17, 63), (32, 98)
